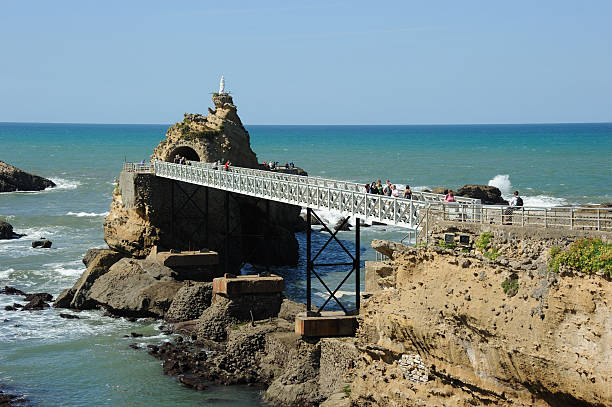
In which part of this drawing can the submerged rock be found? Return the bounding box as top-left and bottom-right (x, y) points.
(0, 160), (55, 192)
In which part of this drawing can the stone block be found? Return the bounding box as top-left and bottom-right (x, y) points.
(295, 311), (358, 337)
(212, 274), (285, 296)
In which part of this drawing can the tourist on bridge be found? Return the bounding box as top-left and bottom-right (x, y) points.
(391, 185), (400, 197)
(383, 180), (392, 196)
(375, 180), (384, 195)
(364, 183), (371, 194)
(403, 185), (412, 200)
(224, 160), (231, 171)
(445, 190), (456, 202)
(369, 182), (377, 194)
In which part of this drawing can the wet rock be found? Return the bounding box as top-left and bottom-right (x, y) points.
(333, 217), (351, 231)
(24, 293), (52, 302)
(0, 286), (26, 296)
(130, 332), (144, 338)
(32, 239), (52, 248)
(21, 295), (50, 311)
(0, 221), (25, 240)
(0, 159), (56, 192)
(59, 313), (80, 319)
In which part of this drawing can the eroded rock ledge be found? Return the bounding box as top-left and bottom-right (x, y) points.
(352, 228), (611, 407)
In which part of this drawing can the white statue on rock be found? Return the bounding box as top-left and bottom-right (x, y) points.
(219, 75), (225, 94)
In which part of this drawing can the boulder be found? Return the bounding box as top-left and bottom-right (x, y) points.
(0, 160), (55, 192)
(333, 217), (351, 231)
(86, 258), (183, 318)
(21, 294), (51, 311)
(58, 249), (125, 309)
(456, 184), (508, 205)
(196, 292), (283, 341)
(32, 239), (52, 248)
(0, 221), (24, 240)
(164, 282), (212, 322)
(0, 286), (26, 296)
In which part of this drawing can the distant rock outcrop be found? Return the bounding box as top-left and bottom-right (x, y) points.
(0, 160), (55, 192)
(456, 184), (508, 205)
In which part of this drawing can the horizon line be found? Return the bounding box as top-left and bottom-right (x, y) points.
(1, 120), (611, 127)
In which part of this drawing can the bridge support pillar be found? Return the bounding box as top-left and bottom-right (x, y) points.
(300, 209), (361, 337)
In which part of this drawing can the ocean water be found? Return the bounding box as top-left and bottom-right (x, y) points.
(1, 122), (611, 406)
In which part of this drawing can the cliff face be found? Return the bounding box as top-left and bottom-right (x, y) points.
(351, 229), (611, 406)
(151, 94), (258, 168)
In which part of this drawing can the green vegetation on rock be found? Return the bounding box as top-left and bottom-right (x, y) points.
(476, 232), (500, 259)
(501, 277), (519, 297)
(549, 238), (612, 277)
(475, 232), (492, 252)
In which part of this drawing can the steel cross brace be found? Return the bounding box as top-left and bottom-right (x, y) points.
(171, 180), (208, 249)
(306, 208), (360, 315)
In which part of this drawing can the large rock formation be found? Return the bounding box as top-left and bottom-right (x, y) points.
(350, 229), (612, 406)
(0, 160), (55, 192)
(151, 94), (258, 168)
(104, 93), (301, 268)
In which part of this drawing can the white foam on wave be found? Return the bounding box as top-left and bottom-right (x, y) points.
(522, 195), (569, 208)
(66, 211), (110, 217)
(314, 290), (355, 299)
(50, 178), (81, 190)
(488, 174), (513, 197)
(0, 268), (15, 279)
(487, 174), (569, 208)
(43, 260), (85, 277)
(0, 307), (157, 343)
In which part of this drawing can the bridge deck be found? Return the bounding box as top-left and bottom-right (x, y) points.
(124, 161), (612, 232)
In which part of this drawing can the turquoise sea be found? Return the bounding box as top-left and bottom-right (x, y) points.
(1, 122), (611, 406)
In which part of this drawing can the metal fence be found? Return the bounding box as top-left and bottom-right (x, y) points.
(123, 162), (154, 173)
(123, 161), (612, 232)
(428, 203), (612, 231)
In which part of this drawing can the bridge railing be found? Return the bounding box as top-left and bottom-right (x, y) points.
(425, 202), (612, 231)
(146, 161), (612, 231)
(186, 160), (480, 204)
(156, 160), (429, 228)
(123, 162), (154, 173)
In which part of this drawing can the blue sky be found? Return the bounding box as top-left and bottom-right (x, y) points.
(1, 1), (611, 124)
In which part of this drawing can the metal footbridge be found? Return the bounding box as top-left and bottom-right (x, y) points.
(123, 160), (610, 320)
(125, 160), (612, 232)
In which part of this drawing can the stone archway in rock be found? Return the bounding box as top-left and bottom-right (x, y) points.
(166, 146), (200, 162)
